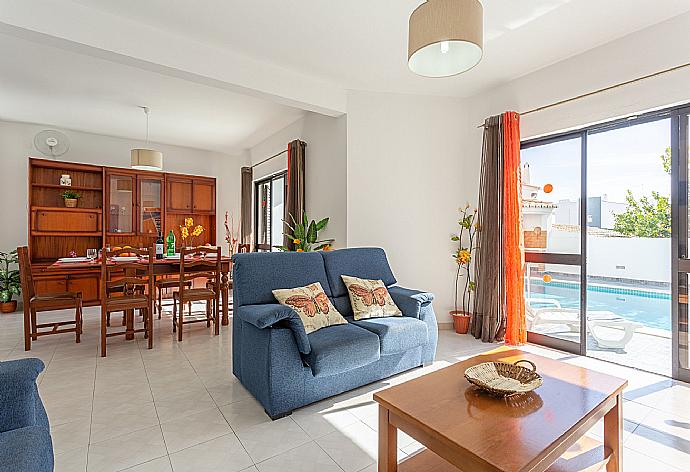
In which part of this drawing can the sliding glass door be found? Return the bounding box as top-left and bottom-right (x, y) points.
(521, 134), (586, 355)
(521, 105), (690, 380)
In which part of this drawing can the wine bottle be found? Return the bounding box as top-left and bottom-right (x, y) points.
(166, 230), (176, 256)
(156, 232), (164, 259)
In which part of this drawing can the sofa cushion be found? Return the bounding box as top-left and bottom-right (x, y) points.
(306, 324), (380, 377)
(0, 426), (54, 472)
(233, 252), (332, 306)
(321, 248), (396, 298)
(273, 282), (347, 334)
(341, 275), (402, 320)
(352, 316), (429, 355)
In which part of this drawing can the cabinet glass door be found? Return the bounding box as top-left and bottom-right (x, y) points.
(108, 174), (135, 234)
(139, 178), (162, 235)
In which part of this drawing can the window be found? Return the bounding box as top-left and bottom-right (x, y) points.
(254, 172), (286, 251)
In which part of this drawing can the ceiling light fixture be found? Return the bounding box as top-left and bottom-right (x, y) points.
(131, 106), (163, 171)
(408, 0), (484, 78)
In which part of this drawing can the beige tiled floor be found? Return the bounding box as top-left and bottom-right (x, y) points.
(1, 303), (690, 472)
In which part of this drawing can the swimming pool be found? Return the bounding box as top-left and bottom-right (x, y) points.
(527, 280), (671, 331)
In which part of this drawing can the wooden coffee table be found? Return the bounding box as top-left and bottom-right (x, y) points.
(374, 348), (627, 472)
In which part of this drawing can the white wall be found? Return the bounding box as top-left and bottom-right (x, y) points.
(249, 112), (348, 247)
(0, 120), (244, 254)
(346, 91), (473, 323)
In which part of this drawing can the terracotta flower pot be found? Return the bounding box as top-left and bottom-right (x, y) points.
(450, 310), (471, 334)
(0, 300), (17, 313)
(64, 198), (78, 208)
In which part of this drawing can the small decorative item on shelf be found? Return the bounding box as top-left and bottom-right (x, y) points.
(0, 250), (20, 313)
(450, 203), (478, 334)
(179, 217), (204, 248)
(224, 210), (239, 256)
(68, 250), (78, 258)
(277, 212), (334, 252)
(465, 360), (543, 397)
(60, 174), (72, 186)
(61, 190), (81, 208)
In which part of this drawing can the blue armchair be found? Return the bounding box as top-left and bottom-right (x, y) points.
(232, 247), (438, 419)
(0, 358), (54, 472)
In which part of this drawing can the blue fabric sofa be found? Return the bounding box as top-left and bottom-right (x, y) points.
(0, 358), (53, 472)
(232, 247), (438, 419)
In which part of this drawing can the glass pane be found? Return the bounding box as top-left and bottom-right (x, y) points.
(256, 181), (270, 246)
(271, 176), (285, 249)
(525, 262), (581, 345)
(521, 137), (582, 254)
(587, 119), (671, 376)
(680, 273), (689, 370)
(140, 179), (161, 235)
(108, 175), (133, 233)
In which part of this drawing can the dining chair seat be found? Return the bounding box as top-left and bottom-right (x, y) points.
(105, 295), (149, 310)
(174, 288), (215, 303)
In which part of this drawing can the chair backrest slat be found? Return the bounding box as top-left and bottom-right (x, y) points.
(16, 246), (35, 304)
(101, 246), (155, 301)
(179, 246), (221, 293)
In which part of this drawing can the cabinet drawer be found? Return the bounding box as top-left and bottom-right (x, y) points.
(32, 208), (101, 234)
(34, 276), (68, 294)
(67, 275), (100, 302)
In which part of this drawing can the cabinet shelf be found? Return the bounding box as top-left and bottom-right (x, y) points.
(31, 183), (103, 191)
(31, 206), (103, 213)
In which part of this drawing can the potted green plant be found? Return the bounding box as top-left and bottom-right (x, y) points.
(0, 250), (20, 313)
(277, 212), (334, 252)
(450, 204), (478, 334)
(61, 190), (81, 208)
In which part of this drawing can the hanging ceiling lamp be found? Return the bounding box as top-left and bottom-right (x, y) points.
(408, 0), (483, 78)
(131, 106), (163, 171)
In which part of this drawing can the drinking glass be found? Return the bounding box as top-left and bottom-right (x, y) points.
(86, 248), (97, 260)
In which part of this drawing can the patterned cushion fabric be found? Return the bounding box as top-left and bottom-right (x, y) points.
(341, 275), (402, 320)
(273, 282), (347, 334)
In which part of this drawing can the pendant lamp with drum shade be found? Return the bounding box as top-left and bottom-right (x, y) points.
(408, 0), (483, 78)
(131, 106), (163, 171)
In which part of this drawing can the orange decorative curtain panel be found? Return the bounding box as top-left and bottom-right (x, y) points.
(502, 112), (526, 345)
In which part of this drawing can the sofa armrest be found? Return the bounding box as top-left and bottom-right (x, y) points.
(388, 286), (435, 319)
(236, 304), (311, 355)
(0, 358), (45, 433)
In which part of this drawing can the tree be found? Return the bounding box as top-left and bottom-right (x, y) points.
(612, 147), (671, 238)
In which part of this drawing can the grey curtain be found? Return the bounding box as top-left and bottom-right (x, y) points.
(240, 166), (253, 246)
(284, 140), (306, 250)
(472, 115), (507, 342)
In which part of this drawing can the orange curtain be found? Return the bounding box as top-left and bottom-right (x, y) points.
(502, 112), (526, 345)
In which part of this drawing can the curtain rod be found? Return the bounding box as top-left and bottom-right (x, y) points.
(476, 60), (690, 128)
(251, 149), (287, 169)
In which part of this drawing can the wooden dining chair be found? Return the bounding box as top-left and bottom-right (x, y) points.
(173, 246), (221, 341)
(155, 276), (191, 319)
(100, 246), (154, 357)
(17, 246), (82, 351)
(237, 244), (250, 253)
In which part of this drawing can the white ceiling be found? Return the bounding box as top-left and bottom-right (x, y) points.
(66, 0), (690, 97)
(1, 0), (690, 152)
(0, 33), (305, 154)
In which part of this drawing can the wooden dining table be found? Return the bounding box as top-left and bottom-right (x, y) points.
(47, 256), (233, 338)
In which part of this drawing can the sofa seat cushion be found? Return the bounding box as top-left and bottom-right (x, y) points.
(306, 324), (381, 377)
(0, 426), (54, 472)
(352, 316), (429, 355)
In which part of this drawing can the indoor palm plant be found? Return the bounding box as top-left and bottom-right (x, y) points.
(0, 249), (21, 313)
(277, 212), (334, 252)
(450, 204), (478, 334)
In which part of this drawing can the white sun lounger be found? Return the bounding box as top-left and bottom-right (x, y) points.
(526, 298), (643, 349)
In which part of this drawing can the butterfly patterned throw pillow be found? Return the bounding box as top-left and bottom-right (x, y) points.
(341, 275), (402, 320)
(272, 282), (347, 334)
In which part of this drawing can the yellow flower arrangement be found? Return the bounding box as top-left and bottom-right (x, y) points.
(456, 249), (471, 265)
(180, 218), (205, 247)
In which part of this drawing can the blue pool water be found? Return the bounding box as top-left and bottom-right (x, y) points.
(528, 282), (671, 331)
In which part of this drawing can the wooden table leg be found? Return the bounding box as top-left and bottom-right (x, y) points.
(379, 405), (397, 472)
(221, 270), (229, 326)
(604, 392), (623, 471)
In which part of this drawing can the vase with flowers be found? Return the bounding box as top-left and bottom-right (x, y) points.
(450, 203), (478, 334)
(179, 217), (205, 248)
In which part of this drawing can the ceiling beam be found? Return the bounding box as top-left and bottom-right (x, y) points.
(0, 0), (346, 116)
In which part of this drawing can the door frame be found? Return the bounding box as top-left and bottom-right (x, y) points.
(522, 104), (688, 378)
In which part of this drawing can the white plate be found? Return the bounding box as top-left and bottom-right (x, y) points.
(164, 254), (181, 259)
(112, 256), (139, 262)
(58, 257), (90, 263)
